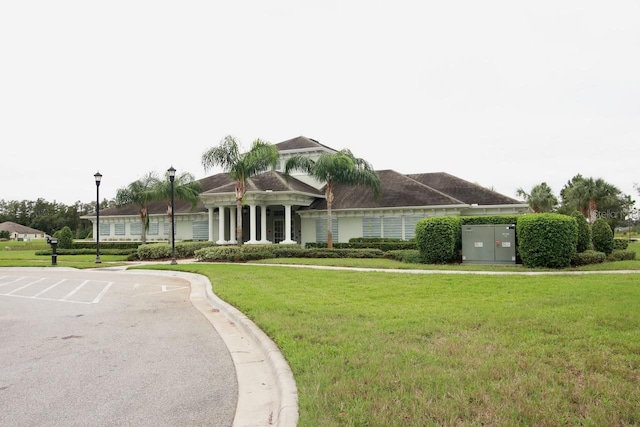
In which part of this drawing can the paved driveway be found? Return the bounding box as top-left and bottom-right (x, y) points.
(0, 268), (237, 427)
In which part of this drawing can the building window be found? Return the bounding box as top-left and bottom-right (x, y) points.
(404, 216), (425, 240)
(99, 223), (110, 236)
(315, 218), (338, 243)
(383, 217), (403, 239)
(148, 222), (159, 235)
(192, 221), (208, 241)
(130, 222), (141, 235)
(114, 223), (125, 236)
(363, 217), (382, 238)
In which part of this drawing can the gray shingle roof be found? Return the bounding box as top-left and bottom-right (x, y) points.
(275, 136), (336, 152)
(0, 221), (46, 235)
(306, 170), (465, 210)
(408, 172), (521, 205)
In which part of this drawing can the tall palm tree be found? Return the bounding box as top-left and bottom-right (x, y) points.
(516, 182), (558, 213)
(201, 135), (279, 244)
(114, 172), (160, 244)
(154, 170), (202, 246)
(567, 177), (620, 223)
(284, 149), (381, 249)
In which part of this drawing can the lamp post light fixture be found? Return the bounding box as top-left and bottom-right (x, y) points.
(94, 171), (102, 264)
(168, 166), (177, 265)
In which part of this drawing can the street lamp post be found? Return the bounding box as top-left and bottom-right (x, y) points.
(94, 171), (102, 264)
(168, 166), (177, 265)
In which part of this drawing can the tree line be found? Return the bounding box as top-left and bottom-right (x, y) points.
(517, 175), (637, 228)
(0, 198), (114, 239)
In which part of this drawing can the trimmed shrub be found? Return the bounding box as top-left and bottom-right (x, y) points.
(53, 226), (74, 249)
(137, 243), (173, 260)
(592, 218), (614, 255)
(607, 250), (636, 262)
(571, 250), (606, 266)
(415, 217), (460, 264)
(570, 211), (592, 253)
(516, 214), (578, 268)
(613, 238), (629, 251)
(384, 249), (424, 264)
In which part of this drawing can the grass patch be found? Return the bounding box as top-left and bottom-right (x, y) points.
(140, 263), (640, 426)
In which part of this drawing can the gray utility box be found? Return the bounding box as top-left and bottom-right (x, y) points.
(461, 224), (516, 264)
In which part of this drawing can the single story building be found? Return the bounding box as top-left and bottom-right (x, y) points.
(85, 136), (529, 246)
(0, 221), (48, 241)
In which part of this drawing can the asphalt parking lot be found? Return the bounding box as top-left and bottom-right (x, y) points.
(0, 269), (237, 427)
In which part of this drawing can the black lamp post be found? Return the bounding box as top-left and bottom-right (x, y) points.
(168, 166), (177, 265)
(94, 171), (102, 264)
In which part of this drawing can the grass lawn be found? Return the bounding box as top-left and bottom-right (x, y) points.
(0, 240), (130, 268)
(146, 263), (640, 426)
(3, 240), (640, 425)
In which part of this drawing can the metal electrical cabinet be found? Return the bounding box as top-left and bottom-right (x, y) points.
(461, 224), (516, 264)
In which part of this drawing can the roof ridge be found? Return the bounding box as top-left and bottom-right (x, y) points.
(402, 173), (467, 204)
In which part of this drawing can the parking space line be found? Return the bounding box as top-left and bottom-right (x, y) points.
(0, 277), (25, 287)
(6, 278), (46, 295)
(61, 280), (89, 301)
(32, 279), (67, 298)
(92, 282), (113, 304)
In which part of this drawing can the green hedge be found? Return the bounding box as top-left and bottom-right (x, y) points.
(383, 249), (424, 264)
(194, 245), (384, 262)
(592, 218), (614, 255)
(571, 250), (606, 266)
(415, 217), (461, 264)
(516, 214), (578, 268)
(607, 249), (636, 262)
(73, 241), (141, 250)
(570, 211), (592, 253)
(613, 238), (629, 251)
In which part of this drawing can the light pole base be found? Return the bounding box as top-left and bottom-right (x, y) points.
(95, 256), (102, 264)
(170, 258), (177, 265)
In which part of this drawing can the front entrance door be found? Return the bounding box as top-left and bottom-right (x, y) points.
(273, 219), (284, 243)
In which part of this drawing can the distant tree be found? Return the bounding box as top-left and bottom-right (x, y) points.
(154, 170), (202, 246)
(114, 172), (161, 244)
(53, 226), (74, 249)
(201, 135), (279, 245)
(0, 230), (10, 239)
(284, 149), (381, 249)
(560, 175), (632, 225)
(516, 182), (558, 213)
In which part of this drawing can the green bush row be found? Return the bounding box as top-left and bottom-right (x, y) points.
(571, 250), (606, 266)
(306, 241), (417, 251)
(35, 248), (139, 256)
(383, 249), (424, 264)
(73, 241), (141, 250)
(137, 241), (217, 260)
(194, 245), (383, 262)
(607, 249), (636, 262)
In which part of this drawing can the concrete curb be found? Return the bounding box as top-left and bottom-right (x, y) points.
(164, 270), (298, 427)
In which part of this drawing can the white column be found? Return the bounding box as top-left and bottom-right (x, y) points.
(216, 206), (227, 244)
(229, 207), (237, 244)
(208, 207), (215, 241)
(281, 204), (296, 244)
(248, 204), (257, 244)
(259, 205), (270, 243)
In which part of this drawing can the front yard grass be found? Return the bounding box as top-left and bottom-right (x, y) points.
(151, 263), (640, 426)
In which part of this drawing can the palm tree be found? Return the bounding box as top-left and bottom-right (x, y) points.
(154, 170), (202, 247)
(516, 182), (558, 213)
(566, 177), (620, 223)
(284, 149), (381, 249)
(114, 172), (160, 244)
(201, 135), (279, 244)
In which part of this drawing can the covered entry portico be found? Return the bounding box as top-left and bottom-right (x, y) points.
(199, 173), (323, 245)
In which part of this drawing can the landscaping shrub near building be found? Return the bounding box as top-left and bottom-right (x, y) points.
(613, 238), (629, 251)
(607, 249), (636, 262)
(383, 249), (424, 264)
(571, 250), (606, 266)
(415, 217), (460, 264)
(516, 213), (578, 268)
(193, 244), (384, 262)
(592, 218), (614, 255)
(570, 210), (592, 253)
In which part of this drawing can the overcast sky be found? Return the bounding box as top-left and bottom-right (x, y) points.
(1, 1), (639, 207)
